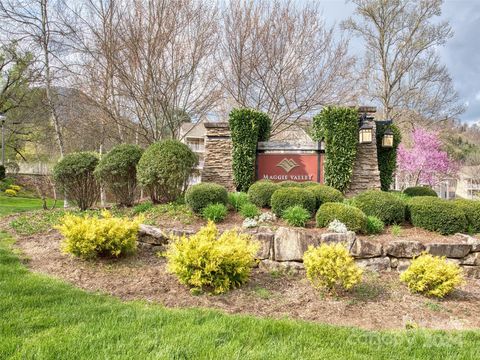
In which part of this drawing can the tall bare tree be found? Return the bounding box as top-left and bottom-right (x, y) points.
(68, 0), (220, 144)
(62, 0), (127, 143)
(343, 0), (464, 124)
(0, 0), (72, 157)
(219, 0), (357, 133)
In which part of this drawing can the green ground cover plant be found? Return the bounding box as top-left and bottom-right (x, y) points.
(282, 205), (310, 227)
(202, 203), (228, 223)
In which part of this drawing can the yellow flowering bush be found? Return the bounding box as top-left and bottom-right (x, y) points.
(165, 221), (259, 294)
(303, 243), (363, 292)
(9, 184), (21, 192)
(4, 189), (17, 196)
(56, 211), (142, 259)
(400, 253), (463, 298)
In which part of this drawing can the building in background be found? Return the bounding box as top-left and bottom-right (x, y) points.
(179, 119), (207, 184)
(456, 166), (480, 199)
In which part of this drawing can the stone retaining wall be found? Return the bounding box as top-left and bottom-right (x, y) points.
(138, 225), (480, 279)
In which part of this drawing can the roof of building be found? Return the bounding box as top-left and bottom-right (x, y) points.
(180, 119), (206, 139)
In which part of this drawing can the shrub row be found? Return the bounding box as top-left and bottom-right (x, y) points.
(353, 190), (405, 225)
(247, 180), (343, 211)
(407, 197), (467, 235)
(54, 140), (198, 210)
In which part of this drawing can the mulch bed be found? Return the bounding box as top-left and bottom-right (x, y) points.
(10, 227), (480, 331)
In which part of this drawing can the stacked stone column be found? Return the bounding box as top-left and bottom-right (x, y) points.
(201, 122), (236, 191)
(346, 111), (382, 195)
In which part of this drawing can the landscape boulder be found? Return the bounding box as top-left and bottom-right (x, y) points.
(274, 227), (319, 261)
(355, 257), (391, 272)
(426, 243), (472, 258)
(385, 240), (425, 258)
(138, 224), (168, 245)
(320, 231), (356, 248)
(350, 238), (383, 258)
(254, 231), (274, 260)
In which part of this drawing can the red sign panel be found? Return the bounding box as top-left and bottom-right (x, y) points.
(257, 153), (324, 183)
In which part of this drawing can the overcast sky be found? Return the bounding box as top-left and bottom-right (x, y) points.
(320, 0), (480, 125)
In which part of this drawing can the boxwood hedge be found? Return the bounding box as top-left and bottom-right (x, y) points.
(316, 202), (368, 233)
(185, 182), (228, 214)
(408, 197), (467, 235)
(247, 180), (280, 208)
(453, 199), (480, 233)
(353, 190), (405, 225)
(308, 184), (344, 209)
(271, 187), (316, 217)
(403, 186), (437, 197)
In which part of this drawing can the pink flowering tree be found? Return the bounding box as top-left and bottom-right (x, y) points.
(397, 128), (458, 187)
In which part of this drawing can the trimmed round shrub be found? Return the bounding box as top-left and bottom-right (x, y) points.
(53, 151), (100, 211)
(403, 186), (437, 197)
(453, 199), (480, 233)
(353, 190), (405, 225)
(137, 140), (198, 203)
(282, 205), (311, 227)
(316, 202), (368, 233)
(278, 181), (302, 188)
(247, 180), (280, 208)
(303, 243), (363, 292)
(239, 202), (260, 219)
(202, 203), (228, 223)
(185, 182), (228, 214)
(308, 184), (344, 209)
(271, 187), (316, 217)
(366, 216), (384, 235)
(408, 197), (467, 235)
(166, 221), (259, 294)
(228, 192), (249, 211)
(400, 253), (463, 298)
(94, 144), (143, 207)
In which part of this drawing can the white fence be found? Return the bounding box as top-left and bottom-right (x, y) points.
(11, 162), (53, 175)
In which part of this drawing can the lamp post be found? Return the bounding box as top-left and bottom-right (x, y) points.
(0, 112), (6, 166)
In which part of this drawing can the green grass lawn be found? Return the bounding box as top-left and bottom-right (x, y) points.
(0, 194), (61, 216)
(0, 232), (479, 359)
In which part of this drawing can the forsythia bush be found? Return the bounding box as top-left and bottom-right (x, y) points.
(57, 211), (142, 259)
(303, 243), (363, 292)
(400, 253), (463, 298)
(166, 221), (259, 294)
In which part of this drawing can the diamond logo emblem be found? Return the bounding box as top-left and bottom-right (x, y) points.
(276, 158), (299, 173)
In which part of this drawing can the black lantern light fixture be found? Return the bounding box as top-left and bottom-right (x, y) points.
(358, 113), (373, 144)
(382, 126), (394, 148)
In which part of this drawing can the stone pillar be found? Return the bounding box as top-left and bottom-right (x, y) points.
(201, 122), (236, 191)
(347, 117), (382, 195)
